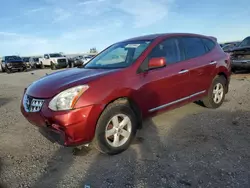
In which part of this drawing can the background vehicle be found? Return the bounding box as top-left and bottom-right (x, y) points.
(39, 53), (68, 70)
(68, 56), (84, 68)
(1, 56), (26, 73)
(230, 36), (250, 72)
(22, 57), (32, 70)
(222, 43), (239, 52)
(29, 57), (42, 68)
(21, 33), (231, 155)
(82, 55), (95, 65)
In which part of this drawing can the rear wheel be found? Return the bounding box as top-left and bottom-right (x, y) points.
(202, 76), (226, 108)
(93, 99), (137, 155)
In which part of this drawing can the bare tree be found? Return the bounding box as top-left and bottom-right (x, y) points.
(90, 47), (98, 53)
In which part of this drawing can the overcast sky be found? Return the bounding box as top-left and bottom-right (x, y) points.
(0, 0), (249, 56)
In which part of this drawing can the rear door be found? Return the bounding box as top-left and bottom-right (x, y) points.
(179, 36), (217, 99)
(136, 37), (192, 114)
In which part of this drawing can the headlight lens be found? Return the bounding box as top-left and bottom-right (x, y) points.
(48, 85), (89, 111)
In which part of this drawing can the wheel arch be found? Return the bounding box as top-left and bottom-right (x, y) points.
(217, 71), (229, 93)
(100, 96), (143, 129)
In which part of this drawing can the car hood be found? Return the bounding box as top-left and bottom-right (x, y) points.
(230, 46), (250, 52)
(26, 68), (120, 98)
(230, 46), (250, 57)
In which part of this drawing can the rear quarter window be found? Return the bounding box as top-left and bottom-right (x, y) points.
(202, 38), (216, 52)
(181, 37), (207, 60)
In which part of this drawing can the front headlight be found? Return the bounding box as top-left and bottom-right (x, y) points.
(48, 85), (89, 111)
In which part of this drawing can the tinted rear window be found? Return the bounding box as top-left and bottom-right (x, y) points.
(202, 38), (216, 51)
(181, 37), (206, 59)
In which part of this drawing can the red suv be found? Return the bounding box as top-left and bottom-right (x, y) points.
(21, 33), (231, 155)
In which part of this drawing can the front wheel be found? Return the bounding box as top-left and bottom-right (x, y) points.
(1, 65), (5, 72)
(50, 62), (56, 70)
(93, 100), (137, 155)
(40, 62), (44, 69)
(6, 68), (11, 74)
(202, 76), (226, 109)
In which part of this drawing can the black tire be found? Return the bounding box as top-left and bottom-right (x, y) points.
(231, 68), (236, 73)
(1, 65), (5, 72)
(202, 75), (226, 109)
(40, 62), (44, 69)
(6, 68), (11, 74)
(93, 99), (137, 155)
(50, 62), (56, 70)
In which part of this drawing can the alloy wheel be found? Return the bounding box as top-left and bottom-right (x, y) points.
(105, 114), (132, 148)
(213, 83), (224, 104)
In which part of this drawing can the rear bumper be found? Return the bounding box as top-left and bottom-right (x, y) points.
(231, 59), (250, 70)
(21, 99), (103, 146)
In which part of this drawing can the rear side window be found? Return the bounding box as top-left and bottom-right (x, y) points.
(202, 38), (216, 51)
(149, 38), (181, 65)
(181, 37), (206, 60)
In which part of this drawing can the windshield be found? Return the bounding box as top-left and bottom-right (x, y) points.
(33, 58), (39, 62)
(238, 37), (250, 47)
(84, 40), (152, 69)
(49, 53), (63, 58)
(22, 57), (30, 62)
(5, 56), (22, 61)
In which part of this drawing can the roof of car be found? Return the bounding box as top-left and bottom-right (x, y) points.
(120, 33), (212, 42)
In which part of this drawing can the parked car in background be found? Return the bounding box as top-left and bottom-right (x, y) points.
(67, 56), (84, 68)
(22, 57), (32, 70)
(39, 53), (68, 70)
(222, 43), (239, 52)
(1, 56), (27, 73)
(29, 57), (42, 68)
(82, 55), (95, 65)
(21, 33), (231, 155)
(230, 36), (250, 72)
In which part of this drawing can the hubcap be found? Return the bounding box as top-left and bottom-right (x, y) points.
(105, 114), (132, 148)
(213, 83), (224, 104)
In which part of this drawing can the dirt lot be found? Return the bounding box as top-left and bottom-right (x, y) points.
(0, 69), (250, 188)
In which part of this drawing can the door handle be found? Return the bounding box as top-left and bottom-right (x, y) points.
(178, 69), (189, 74)
(209, 61), (217, 65)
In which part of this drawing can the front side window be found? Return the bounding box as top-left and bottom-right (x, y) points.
(149, 38), (181, 65)
(181, 37), (206, 60)
(84, 40), (152, 69)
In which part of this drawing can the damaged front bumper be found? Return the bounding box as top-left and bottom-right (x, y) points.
(231, 59), (250, 70)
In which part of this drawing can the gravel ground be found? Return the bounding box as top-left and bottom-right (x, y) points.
(0, 69), (250, 188)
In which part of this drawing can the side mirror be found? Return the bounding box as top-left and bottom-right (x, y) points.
(148, 57), (166, 70)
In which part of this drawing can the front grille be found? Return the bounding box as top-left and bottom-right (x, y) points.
(23, 94), (44, 112)
(10, 62), (24, 68)
(57, 59), (67, 63)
